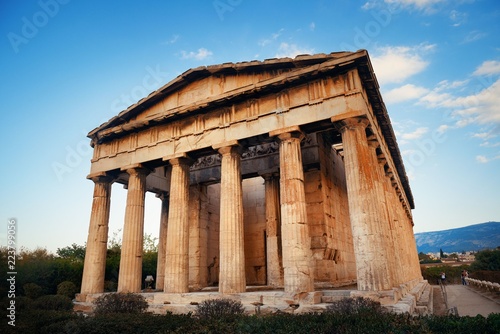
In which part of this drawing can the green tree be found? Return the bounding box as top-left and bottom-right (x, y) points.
(470, 248), (500, 271)
(56, 243), (86, 262)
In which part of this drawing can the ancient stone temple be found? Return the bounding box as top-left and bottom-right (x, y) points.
(78, 50), (427, 313)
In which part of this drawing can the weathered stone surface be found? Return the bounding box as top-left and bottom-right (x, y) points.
(81, 51), (424, 313)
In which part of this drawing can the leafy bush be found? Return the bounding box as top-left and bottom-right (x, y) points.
(325, 296), (385, 316)
(94, 293), (148, 314)
(33, 294), (74, 311)
(57, 281), (77, 299)
(23, 282), (43, 299)
(196, 298), (244, 320)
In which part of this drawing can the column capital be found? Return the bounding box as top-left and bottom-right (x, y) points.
(163, 152), (193, 166)
(269, 125), (304, 142)
(259, 168), (279, 180)
(121, 164), (151, 177)
(335, 117), (370, 134)
(155, 191), (170, 202)
(87, 172), (115, 184)
(215, 143), (242, 156)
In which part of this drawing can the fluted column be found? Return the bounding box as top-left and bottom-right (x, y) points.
(164, 157), (191, 293)
(367, 140), (395, 289)
(216, 143), (246, 294)
(80, 174), (113, 296)
(117, 166), (149, 293)
(262, 172), (284, 287)
(270, 127), (314, 294)
(337, 117), (392, 291)
(155, 192), (169, 290)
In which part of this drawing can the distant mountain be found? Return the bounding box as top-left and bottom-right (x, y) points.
(414, 222), (500, 254)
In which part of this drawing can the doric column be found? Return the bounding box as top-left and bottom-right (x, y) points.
(270, 127), (314, 294)
(216, 142), (246, 294)
(367, 139), (395, 289)
(155, 192), (169, 290)
(337, 117), (392, 291)
(117, 166), (149, 293)
(262, 172), (283, 287)
(189, 185), (209, 290)
(164, 157), (192, 293)
(80, 173), (113, 296)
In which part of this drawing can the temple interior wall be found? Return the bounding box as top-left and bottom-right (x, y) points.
(242, 177), (267, 285)
(205, 183), (220, 286)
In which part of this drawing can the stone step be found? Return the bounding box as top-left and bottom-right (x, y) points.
(321, 290), (352, 303)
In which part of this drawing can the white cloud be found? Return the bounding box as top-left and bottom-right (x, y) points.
(275, 43), (314, 58)
(309, 22), (316, 31)
(163, 34), (179, 45)
(475, 154), (500, 163)
(437, 124), (449, 134)
(384, 0), (445, 13)
(476, 155), (489, 163)
(435, 79), (469, 92)
(180, 48), (213, 60)
(372, 44), (435, 84)
(462, 30), (487, 44)
(258, 29), (284, 47)
(449, 10), (467, 27)
(384, 84), (429, 104)
(473, 60), (500, 76)
(401, 127), (429, 140)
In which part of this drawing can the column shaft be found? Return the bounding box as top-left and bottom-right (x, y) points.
(164, 158), (191, 293)
(218, 145), (246, 294)
(263, 173), (283, 287)
(276, 131), (314, 294)
(117, 167), (149, 293)
(338, 117), (392, 291)
(155, 193), (169, 290)
(80, 175), (112, 295)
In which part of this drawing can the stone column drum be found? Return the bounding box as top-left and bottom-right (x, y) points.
(80, 174), (112, 296)
(117, 167), (149, 293)
(217, 143), (246, 294)
(271, 128), (314, 294)
(155, 192), (169, 290)
(164, 157), (191, 293)
(337, 117), (393, 291)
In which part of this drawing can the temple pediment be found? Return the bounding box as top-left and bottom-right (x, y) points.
(88, 51), (367, 144)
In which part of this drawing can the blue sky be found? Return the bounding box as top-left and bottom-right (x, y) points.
(1, 0), (499, 253)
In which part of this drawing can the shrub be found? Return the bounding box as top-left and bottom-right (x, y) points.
(325, 296), (385, 316)
(57, 281), (77, 299)
(23, 282), (43, 299)
(33, 294), (74, 311)
(93, 293), (148, 315)
(196, 298), (244, 320)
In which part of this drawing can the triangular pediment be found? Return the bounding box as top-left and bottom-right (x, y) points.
(88, 51), (365, 140)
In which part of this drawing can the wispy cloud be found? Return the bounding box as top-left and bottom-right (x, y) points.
(473, 60), (500, 76)
(449, 10), (467, 27)
(309, 22), (316, 31)
(476, 154), (500, 163)
(384, 84), (429, 104)
(384, 0), (445, 14)
(163, 34), (179, 45)
(372, 43), (435, 84)
(462, 30), (487, 44)
(401, 127), (429, 140)
(274, 43), (314, 58)
(180, 48), (213, 60)
(258, 29), (284, 47)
